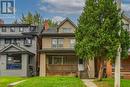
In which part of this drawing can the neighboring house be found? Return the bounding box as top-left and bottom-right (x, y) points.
(39, 18), (95, 78)
(106, 15), (130, 79)
(0, 24), (37, 77)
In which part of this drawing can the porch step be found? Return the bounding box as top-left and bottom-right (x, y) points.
(80, 71), (88, 79)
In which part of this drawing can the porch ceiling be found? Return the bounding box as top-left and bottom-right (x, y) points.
(39, 48), (75, 53)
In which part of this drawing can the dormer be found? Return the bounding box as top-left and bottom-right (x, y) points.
(57, 18), (77, 33)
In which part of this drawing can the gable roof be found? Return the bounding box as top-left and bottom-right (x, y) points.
(0, 44), (34, 54)
(57, 17), (77, 30)
(123, 15), (130, 24)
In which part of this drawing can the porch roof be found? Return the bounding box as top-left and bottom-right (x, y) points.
(0, 44), (34, 55)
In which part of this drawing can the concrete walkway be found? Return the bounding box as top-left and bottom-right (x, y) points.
(8, 80), (26, 87)
(82, 79), (97, 87)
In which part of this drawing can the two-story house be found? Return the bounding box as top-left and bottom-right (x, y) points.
(0, 24), (37, 77)
(39, 18), (95, 78)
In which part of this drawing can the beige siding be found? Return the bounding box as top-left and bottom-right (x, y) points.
(42, 37), (74, 48)
(59, 21), (75, 33)
(42, 37), (51, 48)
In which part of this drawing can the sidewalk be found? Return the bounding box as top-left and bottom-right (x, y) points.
(82, 79), (97, 87)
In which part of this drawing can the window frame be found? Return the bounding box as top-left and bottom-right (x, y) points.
(2, 27), (6, 32)
(19, 27), (24, 32)
(48, 56), (67, 65)
(10, 27), (15, 32)
(62, 28), (72, 33)
(24, 38), (32, 45)
(5, 39), (11, 44)
(70, 38), (75, 48)
(6, 54), (22, 70)
(52, 38), (64, 48)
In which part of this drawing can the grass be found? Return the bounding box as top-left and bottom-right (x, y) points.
(0, 76), (25, 87)
(15, 76), (86, 87)
(94, 78), (130, 87)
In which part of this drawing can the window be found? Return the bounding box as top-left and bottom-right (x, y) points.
(70, 38), (75, 48)
(30, 27), (36, 32)
(48, 56), (66, 64)
(19, 27), (24, 32)
(52, 38), (64, 48)
(2, 27), (6, 32)
(63, 28), (72, 33)
(10, 27), (15, 32)
(5, 39), (18, 44)
(24, 38), (32, 45)
(123, 24), (129, 30)
(7, 54), (22, 70)
(11, 39), (17, 44)
(5, 39), (11, 44)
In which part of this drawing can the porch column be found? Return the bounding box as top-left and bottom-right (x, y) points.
(88, 59), (95, 78)
(106, 60), (112, 78)
(40, 53), (46, 76)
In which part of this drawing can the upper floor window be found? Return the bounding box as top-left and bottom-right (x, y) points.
(10, 27), (15, 32)
(2, 27), (6, 32)
(30, 27), (36, 32)
(62, 28), (72, 33)
(11, 39), (17, 44)
(123, 24), (129, 31)
(19, 27), (24, 32)
(5, 39), (11, 44)
(52, 38), (64, 48)
(5, 39), (18, 44)
(70, 38), (75, 48)
(24, 38), (32, 45)
(24, 27), (30, 32)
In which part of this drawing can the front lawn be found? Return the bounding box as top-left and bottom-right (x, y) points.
(0, 76), (25, 87)
(94, 78), (130, 87)
(15, 76), (86, 87)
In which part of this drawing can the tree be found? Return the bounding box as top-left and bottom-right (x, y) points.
(12, 19), (19, 24)
(20, 12), (58, 27)
(33, 12), (42, 25)
(75, 0), (130, 81)
(20, 12), (42, 25)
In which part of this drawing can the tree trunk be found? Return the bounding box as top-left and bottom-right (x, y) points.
(114, 45), (121, 87)
(98, 58), (104, 81)
(115, 0), (121, 87)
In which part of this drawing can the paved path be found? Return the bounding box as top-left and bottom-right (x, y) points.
(82, 79), (97, 87)
(8, 80), (26, 87)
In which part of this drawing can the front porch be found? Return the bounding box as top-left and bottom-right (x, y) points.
(46, 55), (78, 76)
(0, 44), (35, 77)
(39, 52), (95, 78)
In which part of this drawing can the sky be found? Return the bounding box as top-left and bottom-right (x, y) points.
(1, 0), (130, 24)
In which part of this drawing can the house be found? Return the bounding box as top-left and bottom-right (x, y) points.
(106, 15), (130, 79)
(39, 18), (95, 78)
(0, 24), (37, 77)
